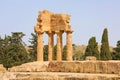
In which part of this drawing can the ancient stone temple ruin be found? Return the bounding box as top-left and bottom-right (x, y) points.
(34, 10), (73, 61)
(5, 10), (120, 80)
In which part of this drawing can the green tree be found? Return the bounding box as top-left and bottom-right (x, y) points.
(73, 50), (84, 60)
(84, 37), (99, 59)
(72, 44), (84, 60)
(112, 40), (120, 60)
(0, 36), (7, 63)
(0, 32), (29, 68)
(44, 45), (48, 61)
(100, 28), (112, 60)
(53, 45), (57, 60)
(62, 45), (66, 60)
(28, 33), (37, 61)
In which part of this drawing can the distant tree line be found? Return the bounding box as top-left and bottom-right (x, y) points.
(0, 28), (120, 68)
(84, 28), (119, 60)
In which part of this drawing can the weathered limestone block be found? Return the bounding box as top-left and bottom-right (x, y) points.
(0, 64), (6, 72)
(60, 62), (73, 72)
(107, 61), (120, 74)
(47, 61), (83, 73)
(85, 56), (96, 61)
(47, 62), (64, 72)
(95, 61), (108, 73)
(0, 72), (16, 80)
(83, 61), (95, 73)
(51, 14), (70, 31)
(59, 61), (83, 72)
(47, 61), (59, 72)
(37, 10), (52, 31)
(9, 61), (49, 72)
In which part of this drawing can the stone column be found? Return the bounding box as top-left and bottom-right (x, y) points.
(51, 32), (54, 60)
(66, 30), (73, 61)
(37, 32), (44, 61)
(60, 32), (63, 58)
(48, 32), (54, 61)
(56, 31), (63, 61)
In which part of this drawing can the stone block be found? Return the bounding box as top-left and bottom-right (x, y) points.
(95, 61), (108, 73)
(83, 61), (95, 73)
(85, 56), (96, 61)
(9, 61), (49, 72)
(47, 61), (83, 73)
(60, 61), (83, 72)
(0, 64), (6, 72)
(107, 61), (120, 74)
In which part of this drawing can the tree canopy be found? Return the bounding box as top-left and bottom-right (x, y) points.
(0, 32), (29, 68)
(84, 37), (99, 59)
(28, 33), (37, 61)
(112, 40), (120, 60)
(100, 28), (112, 60)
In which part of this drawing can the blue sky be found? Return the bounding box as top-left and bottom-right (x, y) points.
(0, 0), (120, 46)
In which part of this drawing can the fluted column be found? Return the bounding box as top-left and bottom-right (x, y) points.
(48, 32), (54, 61)
(56, 31), (63, 61)
(37, 32), (44, 61)
(66, 30), (73, 61)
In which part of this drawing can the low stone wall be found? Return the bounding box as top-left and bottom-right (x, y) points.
(47, 61), (120, 74)
(9, 61), (120, 74)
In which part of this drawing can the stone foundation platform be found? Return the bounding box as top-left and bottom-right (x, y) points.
(9, 61), (120, 74)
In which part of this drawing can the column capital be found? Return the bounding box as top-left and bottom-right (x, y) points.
(66, 30), (74, 33)
(46, 31), (55, 35)
(34, 25), (44, 34)
(55, 31), (64, 34)
(38, 31), (44, 35)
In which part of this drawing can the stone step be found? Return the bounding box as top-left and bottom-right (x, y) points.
(7, 72), (120, 80)
(0, 72), (117, 80)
